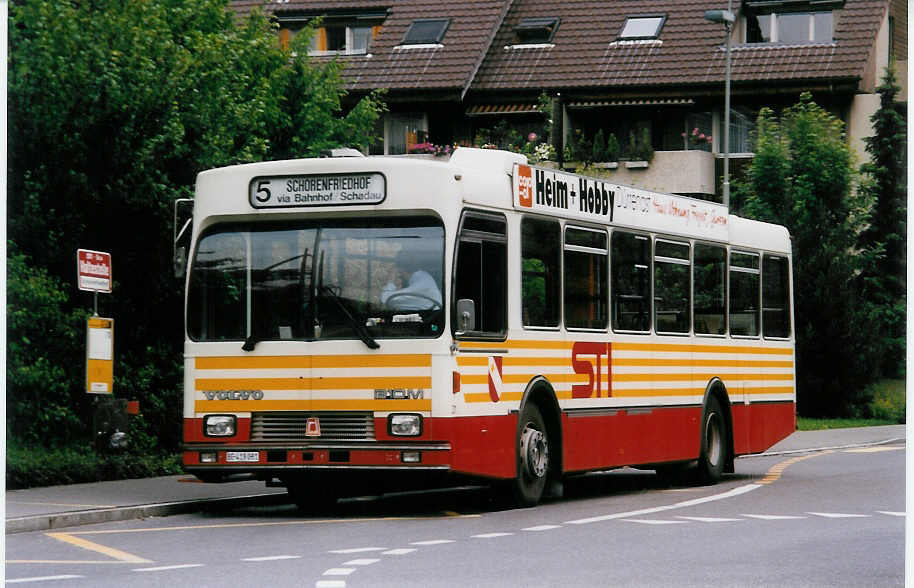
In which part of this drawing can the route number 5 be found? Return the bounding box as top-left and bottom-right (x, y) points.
(255, 180), (271, 203)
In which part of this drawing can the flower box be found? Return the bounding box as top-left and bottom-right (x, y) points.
(591, 162), (619, 169)
(625, 160), (649, 169)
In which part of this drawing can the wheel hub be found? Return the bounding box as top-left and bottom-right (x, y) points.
(520, 425), (548, 479)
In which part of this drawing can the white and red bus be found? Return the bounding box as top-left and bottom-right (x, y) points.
(179, 148), (795, 508)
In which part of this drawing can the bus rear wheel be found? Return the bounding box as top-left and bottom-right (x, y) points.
(512, 403), (549, 507)
(697, 395), (728, 484)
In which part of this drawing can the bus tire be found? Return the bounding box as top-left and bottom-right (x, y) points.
(697, 395), (728, 484)
(512, 403), (550, 507)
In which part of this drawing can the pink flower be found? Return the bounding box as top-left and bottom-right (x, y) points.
(528, 132), (538, 142)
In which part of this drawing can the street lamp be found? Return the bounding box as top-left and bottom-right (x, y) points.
(704, 4), (735, 208)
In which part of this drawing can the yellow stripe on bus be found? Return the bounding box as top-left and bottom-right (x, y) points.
(196, 376), (431, 391)
(612, 358), (794, 368)
(195, 399), (431, 412)
(457, 340), (792, 355)
(195, 354), (431, 370)
(613, 372), (795, 382)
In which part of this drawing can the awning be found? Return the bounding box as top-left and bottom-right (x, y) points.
(567, 98), (695, 108)
(466, 103), (542, 116)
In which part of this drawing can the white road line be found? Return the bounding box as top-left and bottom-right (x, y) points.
(742, 514), (807, 520)
(807, 512), (870, 518)
(522, 525), (562, 531)
(133, 564), (205, 572)
(410, 539), (455, 546)
(242, 555), (302, 562)
(382, 548), (417, 555)
(677, 516), (744, 522)
(323, 568), (356, 576)
(623, 519), (690, 525)
(877, 511), (906, 517)
(565, 483), (761, 525)
(472, 532), (514, 538)
(6, 575), (84, 584)
(328, 547), (387, 554)
(343, 558), (381, 566)
(315, 581), (346, 588)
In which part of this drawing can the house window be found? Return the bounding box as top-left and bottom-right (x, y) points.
(619, 15), (666, 40)
(401, 18), (449, 45)
(746, 10), (834, 43)
(280, 14), (383, 55)
(514, 17), (560, 45)
(386, 113), (428, 155)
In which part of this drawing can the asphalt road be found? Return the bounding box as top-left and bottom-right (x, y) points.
(5, 438), (905, 587)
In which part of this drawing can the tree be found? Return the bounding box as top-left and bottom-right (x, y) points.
(8, 0), (385, 448)
(858, 65), (906, 377)
(736, 93), (877, 416)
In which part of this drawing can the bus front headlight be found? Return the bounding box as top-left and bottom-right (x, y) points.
(388, 414), (422, 436)
(204, 415), (236, 437)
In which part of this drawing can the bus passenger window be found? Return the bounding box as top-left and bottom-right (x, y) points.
(453, 212), (507, 337)
(522, 217), (560, 328)
(564, 227), (608, 330)
(654, 240), (690, 334)
(611, 232), (651, 333)
(694, 243), (726, 335)
(730, 251), (760, 337)
(763, 254), (791, 338)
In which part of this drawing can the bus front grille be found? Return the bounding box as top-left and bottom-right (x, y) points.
(251, 412), (376, 442)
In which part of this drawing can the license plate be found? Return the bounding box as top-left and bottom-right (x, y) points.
(226, 451), (260, 463)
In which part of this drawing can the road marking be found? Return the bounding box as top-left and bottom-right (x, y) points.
(46, 532), (152, 564)
(522, 525), (561, 531)
(677, 516), (743, 522)
(742, 514), (807, 520)
(328, 547), (387, 554)
(133, 564), (204, 572)
(844, 446), (904, 453)
(5, 560), (135, 565)
(315, 582), (346, 588)
(807, 512), (870, 518)
(6, 575), (84, 584)
(472, 532), (514, 538)
(242, 555), (302, 562)
(410, 539), (455, 545)
(877, 511), (906, 517)
(323, 568), (356, 576)
(758, 451), (832, 485)
(565, 483), (761, 525)
(343, 558), (380, 566)
(382, 548), (417, 555)
(623, 519), (689, 525)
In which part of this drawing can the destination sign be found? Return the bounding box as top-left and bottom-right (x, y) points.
(250, 173), (386, 208)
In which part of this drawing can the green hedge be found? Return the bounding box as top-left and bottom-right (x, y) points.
(7, 443), (182, 489)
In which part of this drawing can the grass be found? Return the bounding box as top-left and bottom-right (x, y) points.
(798, 379), (905, 431)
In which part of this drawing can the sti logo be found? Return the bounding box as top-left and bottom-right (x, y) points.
(516, 164), (534, 208)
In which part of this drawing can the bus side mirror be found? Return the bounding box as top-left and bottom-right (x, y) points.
(174, 246), (188, 279)
(457, 299), (476, 333)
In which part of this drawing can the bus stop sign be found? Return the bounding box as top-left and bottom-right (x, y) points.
(77, 249), (112, 293)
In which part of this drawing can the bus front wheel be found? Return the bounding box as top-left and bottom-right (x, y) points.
(512, 403), (549, 507)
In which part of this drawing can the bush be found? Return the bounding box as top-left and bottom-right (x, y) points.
(7, 442), (182, 489)
(864, 380), (905, 423)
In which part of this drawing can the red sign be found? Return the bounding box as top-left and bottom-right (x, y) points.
(77, 249), (112, 292)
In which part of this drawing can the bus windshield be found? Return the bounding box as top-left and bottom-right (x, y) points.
(187, 216), (445, 345)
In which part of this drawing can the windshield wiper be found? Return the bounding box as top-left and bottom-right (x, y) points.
(318, 285), (380, 350)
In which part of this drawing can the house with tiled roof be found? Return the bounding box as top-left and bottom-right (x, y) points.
(231, 0), (906, 199)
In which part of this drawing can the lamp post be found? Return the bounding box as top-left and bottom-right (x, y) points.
(704, 3), (734, 208)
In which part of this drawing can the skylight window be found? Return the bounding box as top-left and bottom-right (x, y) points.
(619, 15), (666, 40)
(514, 17), (560, 44)
(402, 18), (450, 45)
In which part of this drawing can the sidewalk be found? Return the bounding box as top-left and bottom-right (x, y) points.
(5, 425), (905, 534)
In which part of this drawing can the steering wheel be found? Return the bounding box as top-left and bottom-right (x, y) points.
(384, 292), (442, 311)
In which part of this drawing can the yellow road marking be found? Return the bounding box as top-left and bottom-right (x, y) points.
(46, 532), (152, 563)
(60, 513), (481, 536)
(758, 451), (833, 485)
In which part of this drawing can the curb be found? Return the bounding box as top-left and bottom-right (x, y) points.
(739, 436), (906, 459)
(6, 492), (290, 535)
